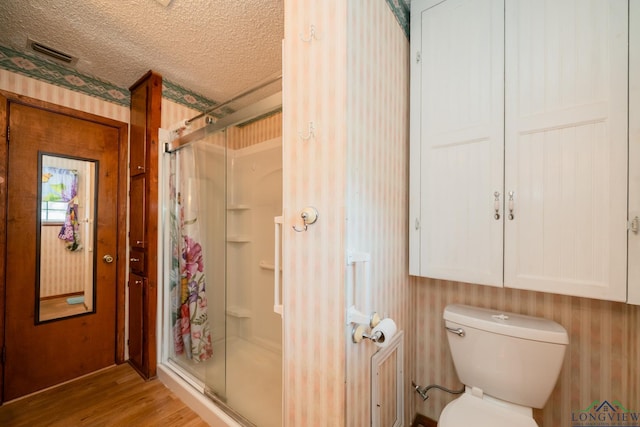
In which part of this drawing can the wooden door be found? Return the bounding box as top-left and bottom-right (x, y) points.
(409, 0), (504, 285)
(3, 101), (119, 400)
(504, 0), (628, 300)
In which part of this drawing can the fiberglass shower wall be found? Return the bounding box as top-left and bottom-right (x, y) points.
(217, 125), (283, 427)
(226, 130), (283, 350)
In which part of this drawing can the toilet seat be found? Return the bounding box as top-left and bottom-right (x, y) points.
(438, 393), (538, 427)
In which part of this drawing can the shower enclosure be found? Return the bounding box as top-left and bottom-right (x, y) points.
(162, 94), (283, 427)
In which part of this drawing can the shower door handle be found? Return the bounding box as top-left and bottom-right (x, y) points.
(274, 216), (284, 316)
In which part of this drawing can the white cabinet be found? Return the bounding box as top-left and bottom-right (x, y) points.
(410, 0), (633, 302)
(409, 0), (504, 287)
(504, 0), (628, 300)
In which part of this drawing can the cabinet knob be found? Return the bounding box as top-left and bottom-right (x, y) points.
(130, 257), (140, 262)
(494, 191), (501, 220)
(508, 191), (515, 220)
(136, 165), (144, 171)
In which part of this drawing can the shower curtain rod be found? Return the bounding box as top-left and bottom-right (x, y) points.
(185, 73), (282, 126)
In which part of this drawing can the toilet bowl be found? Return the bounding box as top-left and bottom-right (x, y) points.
(438, 304), (568, 427)
(439, 392), (538, 427)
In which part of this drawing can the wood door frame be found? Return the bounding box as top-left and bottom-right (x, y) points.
(0, 90), (128, 403)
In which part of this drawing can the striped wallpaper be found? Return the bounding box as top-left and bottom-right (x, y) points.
(345, 1), (411, 426)
(0, 69), (129, 122)
(282, 0), (348, 425)
(283, 0), (410, 426)
(161, 98), (201, 133)
(39, 226), (84, 297)
(230, 112), (283, 150)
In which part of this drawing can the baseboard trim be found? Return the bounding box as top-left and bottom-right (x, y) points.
(412, 412), (438, 427)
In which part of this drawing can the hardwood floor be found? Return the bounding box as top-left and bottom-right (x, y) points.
(0, 363), (209, 426)
(39, 295), (89, 321)
(411, 413), (438, 427)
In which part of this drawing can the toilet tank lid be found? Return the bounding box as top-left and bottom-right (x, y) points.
(443, 304), (569, 344)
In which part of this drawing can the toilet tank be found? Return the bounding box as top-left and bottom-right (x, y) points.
(443, 304), (568, 408)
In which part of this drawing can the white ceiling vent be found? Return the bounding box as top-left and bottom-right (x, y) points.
(27, 38), (78, 65)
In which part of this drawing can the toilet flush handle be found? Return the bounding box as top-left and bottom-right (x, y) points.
(445, 326), (465, 337)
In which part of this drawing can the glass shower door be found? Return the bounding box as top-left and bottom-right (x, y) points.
(207, 125), (283, 427)
(165, 114), (282, 427)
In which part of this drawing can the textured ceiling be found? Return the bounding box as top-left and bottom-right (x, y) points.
(0, 0), (284, 108)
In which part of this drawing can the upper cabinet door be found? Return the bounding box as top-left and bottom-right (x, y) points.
(410, 0), (504, 285)
(628, 1), (640, 305)
(129, 85), (148, 176)
(504, 1), (628, 300)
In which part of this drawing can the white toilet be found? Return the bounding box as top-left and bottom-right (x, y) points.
(439, 304), (569, 427)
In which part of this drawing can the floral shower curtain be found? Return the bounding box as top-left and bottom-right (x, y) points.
(42, 166), (82, 251)
(169, 147), (213, 362)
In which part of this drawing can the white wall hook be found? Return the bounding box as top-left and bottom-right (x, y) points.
(292, 206), (319, 232)
(299, 25), (320, 43)
(346, 251), (371, 265)
(298, 121), (315, 141)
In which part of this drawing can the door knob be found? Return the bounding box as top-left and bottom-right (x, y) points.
(103, 254), (114, 264)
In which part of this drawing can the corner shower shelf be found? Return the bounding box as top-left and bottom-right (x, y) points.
(227, 204), (251, 211)
(226, 306), (252, 318)
(227, 236), (251, 243)
(259, 260), (281, 271)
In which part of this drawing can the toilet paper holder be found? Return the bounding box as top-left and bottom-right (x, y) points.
(348, 306), (382, 344)
(352, 325), (387, 345)
(351, 317), (397, 348)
